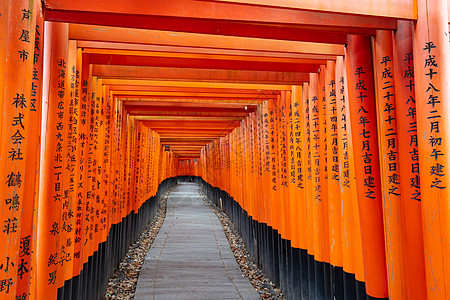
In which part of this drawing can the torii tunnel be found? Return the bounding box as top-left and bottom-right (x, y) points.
(1, 0), (450, 299)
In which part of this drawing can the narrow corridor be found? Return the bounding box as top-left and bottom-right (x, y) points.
(1, 1), (449, 298)
(135, 182), (259, 300)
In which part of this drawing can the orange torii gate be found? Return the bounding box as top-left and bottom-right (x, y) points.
(0, 0), (449, 299)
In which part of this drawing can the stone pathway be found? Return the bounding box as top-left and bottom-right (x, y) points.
(135, 182), (260, 300)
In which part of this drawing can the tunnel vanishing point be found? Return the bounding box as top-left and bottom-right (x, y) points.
(1, 0), (450, 299)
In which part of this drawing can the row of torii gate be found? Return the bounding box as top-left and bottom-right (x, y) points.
(1, 0), (450, 299)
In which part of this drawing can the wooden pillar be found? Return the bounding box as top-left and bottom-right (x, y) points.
(19, 1), (43, 299)
(99, 84), (111, 243)
(319, 66), (331, 300)
(278, 92), (288, 240)
(1, 0), (37, 298)
(262, 101), (272, 228)
(54, 22), (71, 294)
(373, 29), (406, 299)
(290, 86), (306, 250)
(303, 81), (315, 299)
(309, 73), (326, 298)
(72, 48), (87, 284)
(268, 98), (280, 232)
(325, 60), (344, 299)
(346, 34), (388, 299)
(292, 85), (309, 299)
(413, 0), (450, 298)
(392, 20), (427, 299)
(251, 112), (258, 221)
(255, 109), (264, 224)
(245, 115), (252, 218)
(74, 52), (91, 278)
(58, 39), (78, 289)
(343, 54), (366, 296)
(319, 67), (331, 265)
(336, 55), (360, 299)
(36, 22), (68, 300)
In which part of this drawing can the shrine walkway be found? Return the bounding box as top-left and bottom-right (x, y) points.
(134, 182), (259, 300)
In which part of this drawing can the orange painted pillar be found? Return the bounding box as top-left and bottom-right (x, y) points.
(28, 3), (45, 298)
(72, 50), (89, 281)
(325, 60), (344, 299)
(124, 113), (133, 220)
(121, 112), (130, 218)
(254, 112), (262, 223)
(82, 64), (94, 267)
(131, 120), (140, 211)
(309, 73), (326, 298)
(284, 92), (292, 246)
(373, 29), (406, 299)
(148, 128), (153, 197)
(128, 115), (137, 212)
(346, 34), (388, 299)
(56, 39), (78, 288)
(87, 75), (102, 260)
(250, 112), (257, 220)
(279, 91), (291, 294)
(223, 136), (227, 192)
(268, 99), (280, 233)
(118, 103), (125, 215)
(56, 32), (73, 292)
(343, 54), (366, 293)
(19, 1), (43, 299)
(255, 106), (264, 226)
(336, 56), (358, 298)
(121, 103), (129, 219)
(226, 134), (231, 192)
(230, 131), (235, 201)
(413, 0), (450, 297)
(154, 133), (161, 194)
(292, 86), (307, 248)
(262, 101), (273, 228)
(110, 97), (118, 225)
(93, 78), (105, 252)
(136, 120), (142, 199)
(278, 92), (288, 241)
(149, 128), (154, 198)
(240, 123), (245, 209)
(318, 67), (330, 276)
(287, 88), (300, 250)
(320, 66), (332, 298)
(309, 74), (320, 265)
(303, 81), (315, 297)
(274, 96), (283, 235)
(325, 60), (341, 262)
(1, 0), (36, 298)
(233, 130), (238, 202)
(98, 83), (111, 242)
(231, 131), (237, 201)
(291, 85), (309, 298)
(243, 117), (251, 217)
(393, 20), (427, 299)
(100, 84), (112, 241)
(251, 112), (258, 222)
(37, 21), (68, 300)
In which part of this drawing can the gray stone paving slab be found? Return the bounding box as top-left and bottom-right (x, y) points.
(135, 182), (260, 300)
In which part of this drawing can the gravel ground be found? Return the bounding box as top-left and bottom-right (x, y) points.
(104, 185), (284, 299)
(104, 188), (172, 300)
